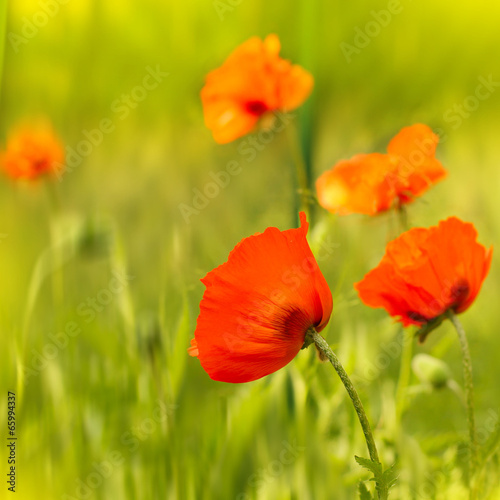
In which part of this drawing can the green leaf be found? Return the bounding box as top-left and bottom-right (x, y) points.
(381, 462), (399, 490)
(355, 456), (383, 477)
(355, 456), (398, 499)
(358, 481), (373, 500)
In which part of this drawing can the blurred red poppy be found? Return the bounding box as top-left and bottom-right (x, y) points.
(316, 124), (447, 215)
(201, 34), (313, 144)
(1, 124), (65, 180)
(188, 212), (333, 383)
(355, 217), (492, 327)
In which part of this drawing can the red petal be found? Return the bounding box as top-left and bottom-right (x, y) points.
(190, 212), (332, 383)
(355, 217), (492, 327)
(316, 154), (398, 215)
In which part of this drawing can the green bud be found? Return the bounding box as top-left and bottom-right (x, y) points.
(412, 353), (452, 389)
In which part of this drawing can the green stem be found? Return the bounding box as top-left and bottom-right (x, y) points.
(395, 328), (413, 427)
(310, 329), (387, 499)
(287, 124), (310, 225)
(393, 206), (411, 429)
(396, 203), (408, 233)
(298, 0), (316, 225)
(0, 0), (8, 104)
(310, 330), (388, 498)
(447, 310), (479, 498)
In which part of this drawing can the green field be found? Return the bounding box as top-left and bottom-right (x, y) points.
(1, 0), (500, 498)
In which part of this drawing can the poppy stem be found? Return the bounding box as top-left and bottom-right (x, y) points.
(447, 310), (479, 496)
(287, 124), (311, 226)
(0, 0), (7, 104)
(396, 203), (409, 232)
(395, 328), (413, 427)
(310, 330), (382, 464)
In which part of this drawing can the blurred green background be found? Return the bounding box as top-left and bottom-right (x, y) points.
(1, 0), (499, 498)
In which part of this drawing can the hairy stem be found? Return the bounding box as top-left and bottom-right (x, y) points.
(309, 329), (388, 499)
(447, 310), (479, 499)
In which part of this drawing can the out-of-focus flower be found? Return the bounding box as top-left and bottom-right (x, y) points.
(355, 217), (492, 327)
(316, 124), (447, 215)
(201, 34), (313, 144)
(188, 212), (332, 383)
(1, 123), (65, 180)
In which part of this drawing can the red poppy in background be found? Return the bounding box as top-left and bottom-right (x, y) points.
(355, 217), (492, 327)
(316, 124), (447, 215)
(1, 124), (65, 180)
(188, 212), (333, 383)
(201, 34), (313, 144)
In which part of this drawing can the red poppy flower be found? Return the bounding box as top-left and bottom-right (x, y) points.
(316, 124), (447, 215)
(355, 217), (492, 327)
(201, 34), (314, 144)
(1, 124), (65, 180)
(188, 212), (333, 383)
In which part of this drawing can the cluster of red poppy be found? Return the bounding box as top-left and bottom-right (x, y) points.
(189, 34), (493, 383)
(1, 34), (492, 386)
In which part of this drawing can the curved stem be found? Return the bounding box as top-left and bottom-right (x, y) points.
(310, 330), (380, 464)
(447, 310), (479, 498)
(310, 330), (389, 499)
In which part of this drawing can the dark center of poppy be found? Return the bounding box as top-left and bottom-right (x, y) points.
(33, 158), (48, 172)
(407, 311), (429, 323)
(245, 100), (269, 116)
(450, 278), (470, 307)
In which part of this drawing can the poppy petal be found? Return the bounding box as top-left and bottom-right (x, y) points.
(2, 124), (64, 180)
(316, 153), (398, 215)
(355, 217), (492, 328)
(316, 124), (446, 216)
(387, 123), (447, 201)
(201, 35), (313, 143)
(189, 212), (333, 383)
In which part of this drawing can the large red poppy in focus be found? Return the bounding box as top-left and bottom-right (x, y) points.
(355, 217), (492, 327)
(188, 212), (333, 383)
(201, 34), (314, 144)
